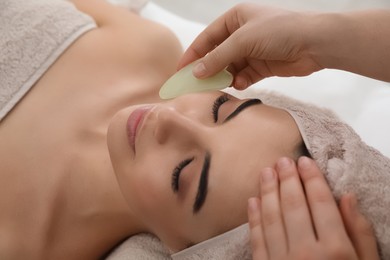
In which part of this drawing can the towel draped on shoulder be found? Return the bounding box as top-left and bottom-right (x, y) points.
(0, 0), (96, 121)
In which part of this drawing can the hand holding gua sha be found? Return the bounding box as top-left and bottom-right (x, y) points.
(159, 62), (233, 99)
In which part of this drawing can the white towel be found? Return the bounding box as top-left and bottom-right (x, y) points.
(0, 0), (96, 121)
(109, 90), (390, 259)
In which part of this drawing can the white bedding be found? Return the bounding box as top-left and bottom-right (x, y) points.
(105, 1), (390, 259)
(153, 0), (390, 25)
(141, 1), (390, 157)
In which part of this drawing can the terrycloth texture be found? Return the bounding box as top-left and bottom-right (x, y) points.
(171, 224), (251, 260)
(106, 233), (171, 260)
(0, 0), (96, 121)
(261, 91), (390, 259)
(108, 90), (390, 259)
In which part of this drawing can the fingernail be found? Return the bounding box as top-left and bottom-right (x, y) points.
(298, 156), (312, 169)
(193, 62), (206, 77)
(261, 168), (274, 183)
(277, 157), (292, 170)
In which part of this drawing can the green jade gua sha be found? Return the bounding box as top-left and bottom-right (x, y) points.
(159, 62), (233, 99)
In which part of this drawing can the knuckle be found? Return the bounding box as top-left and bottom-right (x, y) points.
(261, 210), (281, 227)
(202, 30), (219, 52)
(289, 243), (321, 260)
(327, 243), (351, 259)
(260, 169), (277, 194)
(277, 165), (297, 181)
(261, 182), (277, 196)
(281, 192), (305, 211)
(208, 49), (224, 65)
(202, 50), (224, 70)
(309, 186), (331, 204)
(235, 2), (250, 12)
(291, 247), (317, 260)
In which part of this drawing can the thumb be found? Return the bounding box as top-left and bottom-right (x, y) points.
(193, 34), (241, 79)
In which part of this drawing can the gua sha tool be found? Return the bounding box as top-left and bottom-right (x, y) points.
(159, 62), (233, 99)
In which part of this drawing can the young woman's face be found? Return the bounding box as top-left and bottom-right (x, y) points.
(107, 91), (303, 251)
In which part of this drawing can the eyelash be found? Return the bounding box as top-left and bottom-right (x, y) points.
(212, 94), (229, 123)
(171, 95), (228, 194)
(172, 157), (194, 192)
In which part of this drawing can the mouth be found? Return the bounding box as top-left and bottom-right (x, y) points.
(126, 105), (154, 153)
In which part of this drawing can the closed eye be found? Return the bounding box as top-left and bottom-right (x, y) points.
(171, 157), (194, 193)
(212, 94), (262, 123)
(212, 94), (229, 123)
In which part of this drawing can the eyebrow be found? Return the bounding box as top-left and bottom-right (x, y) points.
(193, 152), (211, 214)
(224, 99), (262, 123)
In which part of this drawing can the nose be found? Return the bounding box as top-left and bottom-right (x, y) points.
(154, 106), (206, 146)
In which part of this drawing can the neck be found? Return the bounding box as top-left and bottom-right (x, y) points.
(44, 138), (148, 258)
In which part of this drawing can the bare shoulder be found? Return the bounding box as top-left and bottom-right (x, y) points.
(68, 0), (182, 80)
(68, 0), (128, 27)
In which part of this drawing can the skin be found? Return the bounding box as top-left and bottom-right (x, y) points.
(0, 0), (304, 257)
(177, 3), (383, 257)
(0, 0), (379, 259)
(178, 3), (390, 88)
(248, 156), (380, 260)
(0, 0), (182, 259)
(178, 3), (384, 259)
(107, 91), (305, 251)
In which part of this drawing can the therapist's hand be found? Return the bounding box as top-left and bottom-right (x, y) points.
(178, 4), (321, 89)
(248, 156), (379, 260)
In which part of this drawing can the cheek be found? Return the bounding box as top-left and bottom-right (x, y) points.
(128, 167), (192, 251)
(200, 126), (280, 234)
(208, 156), (260, 226)
(120, 164), (168, 217)
(116, 154), (185, 233)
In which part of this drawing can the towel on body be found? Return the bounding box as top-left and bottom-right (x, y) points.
(108, 90), (390, 260)
(0, 0), (96, 121)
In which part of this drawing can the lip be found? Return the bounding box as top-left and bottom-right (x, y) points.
(127, 105), (153, 153)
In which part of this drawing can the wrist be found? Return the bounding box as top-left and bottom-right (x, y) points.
(305, 12), (354, 71)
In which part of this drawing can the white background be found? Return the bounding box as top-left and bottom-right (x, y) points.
(143, 1), (390, 157)
(153, 0), (390, 24)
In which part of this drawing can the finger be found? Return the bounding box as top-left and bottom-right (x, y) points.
(227, 60), (262, 89)
(297, 156), (348, 242)
(260, 167), (288, 258)
(248, 197), (268, 260)
(233, 60), (269, 89)
(339, 193), (380, 260)
(177, 7), (240, 70)
(276, 157), (316, 248)
(226, 59), (248, 76)
(190, 31), (247, 79)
